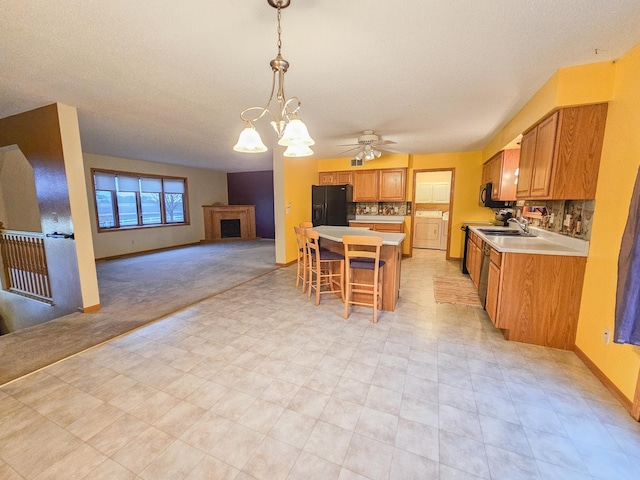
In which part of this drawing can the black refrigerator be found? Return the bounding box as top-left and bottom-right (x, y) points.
(312, 184), (355, 226)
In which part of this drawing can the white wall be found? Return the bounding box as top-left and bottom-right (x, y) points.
(84, 153), (228, 259)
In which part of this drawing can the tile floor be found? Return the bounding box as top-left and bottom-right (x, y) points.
(0, 249), (639, 479)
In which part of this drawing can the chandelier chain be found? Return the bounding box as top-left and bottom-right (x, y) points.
(277, 7), (282, 56)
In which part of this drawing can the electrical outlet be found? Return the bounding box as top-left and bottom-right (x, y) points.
(602, 328), (611, 345)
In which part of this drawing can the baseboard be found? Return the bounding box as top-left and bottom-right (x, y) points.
(277, 259), (297, 267)
(80, 304), (101, 313)
(96, 242), (201, 261)
(573, 345), (635, 415)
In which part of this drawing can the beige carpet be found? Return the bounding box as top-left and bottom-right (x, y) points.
(433, 275), (483, 307)
(0, 240), (277, 385)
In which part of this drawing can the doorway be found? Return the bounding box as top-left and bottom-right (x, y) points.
(411, 169), (454, 259)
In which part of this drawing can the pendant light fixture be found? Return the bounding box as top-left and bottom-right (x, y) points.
(233, 0), (314, 156)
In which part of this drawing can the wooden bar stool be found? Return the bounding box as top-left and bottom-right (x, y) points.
(305, 229), (344, 306)
(299, 221), (313, 229)
(343, 235), (385, 323)
(294, 226), (308, 292)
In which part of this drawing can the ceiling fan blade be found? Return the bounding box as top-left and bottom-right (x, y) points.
(336, 143), (361, 147)
(332, 146), (361, 157)
(380, 146), (406, 154)
(375, 140), (397, 145)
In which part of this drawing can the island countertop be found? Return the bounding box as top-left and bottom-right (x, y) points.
(312, 225), (406, 246)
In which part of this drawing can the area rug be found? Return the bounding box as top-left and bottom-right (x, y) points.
(433, 275), (483, 307)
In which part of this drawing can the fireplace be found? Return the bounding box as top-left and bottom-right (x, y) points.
(202, 205), (257, 242)
(220, 219), (241, 238)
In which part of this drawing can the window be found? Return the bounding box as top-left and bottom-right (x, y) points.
(92, 170), (189, 231)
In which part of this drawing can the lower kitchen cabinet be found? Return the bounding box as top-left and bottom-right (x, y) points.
(466, 232), (484, 289)
(349, 221), (404, 233)
(488, 250), (587, 350)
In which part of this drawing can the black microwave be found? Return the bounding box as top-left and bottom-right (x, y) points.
(479, 182), (511, 208)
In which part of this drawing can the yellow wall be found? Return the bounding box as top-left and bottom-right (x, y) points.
(483, 61), (616, 161)
(574, 44), (640, 401)
(282, 156), (318, 263)
(483, 48), (640, 402)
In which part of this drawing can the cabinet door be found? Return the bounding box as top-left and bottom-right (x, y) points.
(353, 170), (379, 201)
(483, 154), (502, 199)
(374, 223), (403, 233)
(516, 128), (537, 198)
(378, 169), (406, 201)
(349, 222), (375, 230)
(319, 172), (336, 185)
(432, 183), (450, 203)
(530, 112), (558, 198)
(500, 149), (520, 201)
(415, 183), (433, 203)
(335, 171), (354, 185)
(486, 259), (500, 325)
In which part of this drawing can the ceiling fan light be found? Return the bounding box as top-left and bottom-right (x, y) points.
(233, 124), (268, 153)
(364, 151), (375, 161)
(356, 151), (365, 161)
(278, 118), (315, 146)
(283, 144), (314, 157)
(374, 149), (382, 158)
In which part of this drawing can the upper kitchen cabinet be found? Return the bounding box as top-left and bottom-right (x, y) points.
(318, 170), (354, 185)
(336, 171), (354, 185)
(516, 103), (608, 200)
(353, 170), (379, 201)
(353, 168), (407, 202)
(483, 149), (519, 201)
(318, 171), (336, 185)
(378, 168), (407, 202)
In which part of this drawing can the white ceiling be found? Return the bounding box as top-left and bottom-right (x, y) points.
(1, 1), (640, 172)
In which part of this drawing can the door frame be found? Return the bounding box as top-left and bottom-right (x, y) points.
(411, 168), (455, 260)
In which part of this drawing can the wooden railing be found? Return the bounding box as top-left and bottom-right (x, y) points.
(0, 230), (53, 303)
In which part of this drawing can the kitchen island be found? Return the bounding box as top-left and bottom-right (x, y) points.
(312, 225), (406, 312)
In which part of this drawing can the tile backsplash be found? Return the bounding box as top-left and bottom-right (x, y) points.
(515, 199), (595, 241)
(356, 202), (410, 216)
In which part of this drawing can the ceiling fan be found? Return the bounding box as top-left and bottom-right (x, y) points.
(335, 130), (399, 163)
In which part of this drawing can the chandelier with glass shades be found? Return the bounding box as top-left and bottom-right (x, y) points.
(233, 0), (314, 158)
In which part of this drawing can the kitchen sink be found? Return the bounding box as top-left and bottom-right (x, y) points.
(478, 228), (536, 237)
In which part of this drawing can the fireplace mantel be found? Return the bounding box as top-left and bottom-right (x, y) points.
(202, 205), (257, 242)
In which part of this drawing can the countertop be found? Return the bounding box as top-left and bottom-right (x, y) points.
(312, 225), (406, 246)
(350, 215), (405, 224)
(469, 226), (589, 257)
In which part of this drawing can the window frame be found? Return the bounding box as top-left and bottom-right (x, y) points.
(91, 168), (190, 232)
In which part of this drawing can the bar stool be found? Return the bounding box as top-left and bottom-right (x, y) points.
(343, 235), (385, 323)
(305, 229), (344, 306)
(299, 221), (313, 229)
(294, 226), (308, 292)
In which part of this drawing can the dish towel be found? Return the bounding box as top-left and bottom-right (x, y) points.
(615, 165), (640, 345)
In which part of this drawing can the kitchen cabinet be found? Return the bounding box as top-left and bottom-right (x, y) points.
(415, 182), (450, 203)
(378, 168), (407, 202)
(482, 149), (519, 201)
(319, 172), (336, 185)
(486, 249), (587, 350)
(353, 168), (407, 202)
(465, 231), (484, 289)
(353, 170), (379, 201)
(349, 221), (404, 233)
(516, 103), (608, 200)
(318, 171), (354, 185)
(485, 248), (501, 324)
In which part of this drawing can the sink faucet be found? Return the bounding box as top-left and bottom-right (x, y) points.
(508, 217), (530, 233)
